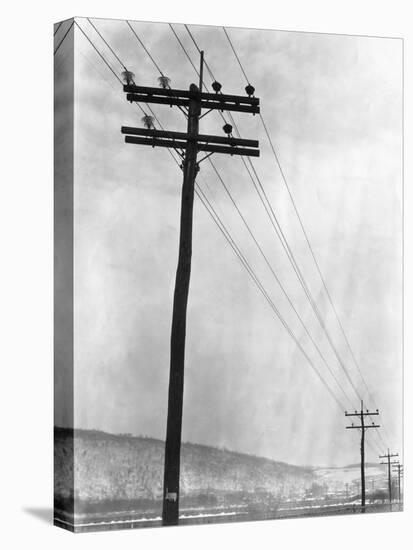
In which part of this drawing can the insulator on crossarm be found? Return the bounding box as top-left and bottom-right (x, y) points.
(141, 115), (155, 129)
(212, 81), (222, 93)
(121, 70), (135, 85)
(158, 75), (171, 89)
(245, 83), (255, 97)
(223, 123), (233, 136)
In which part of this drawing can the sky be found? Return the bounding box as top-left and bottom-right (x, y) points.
(54, 18), (402, 467)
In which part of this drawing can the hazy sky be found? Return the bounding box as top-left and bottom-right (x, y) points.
(55, 18), (402, 467)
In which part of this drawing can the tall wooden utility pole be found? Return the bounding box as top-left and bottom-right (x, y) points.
(392, 463), (403, 504)
(345, 401), (380, 512)
(120, 52), (260, 526)
(379, 449), (399, 509)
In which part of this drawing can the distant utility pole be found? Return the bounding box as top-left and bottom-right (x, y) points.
(380, 449), (399, 508)
(121, 52), (260, 526)
(346, 401), (380, 512)
(391, 463), (403, 504)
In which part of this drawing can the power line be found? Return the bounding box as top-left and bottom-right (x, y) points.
(186, 30), (394, 458)
(75, 21), (185, 170)
(54, 21), (63, 37)
(126, 20), (165, 76)
(184, 26), (364, 408)
(169, 24), (215, 95)
(208, 160), (354, 407)
(222, 25), (393, 447)
(170, 24), (231, 130)
(81, 19), (186, 160)
(202, 176), (388, 451)
(169, 24), (200, 76)
(250, 127), (390, 454)
(228, 27), (394, 453)
(115, 23), (351, 413)
(74, 20), (393, 459)
(75, 19), (388, 460)
(54, 20), (74, 56)
(195, 181), (346, 412)
(124, 21), (189, 121)
(74, 21), (126, 87)
(173, 25), (389, 434)
(75, 21), (147, 114)
(54, 42), (72, 73)
(73, 25), (388, 463)
(134, 25), (354, 409)
(215, 28), (394, 446)
(261, 113), (388, 416)
(184, 24), (216, 82)
(222, 27), (250, 84)
(247, 156), (364, 402)
(78, 48), (124, 96)
(87, 18), (128, 71)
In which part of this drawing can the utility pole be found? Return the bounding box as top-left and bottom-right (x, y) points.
(345, 401), (380, 513)
(391, 463), (403, 505)
(121, 53), (260, 526)
(380, 449), (399, 509)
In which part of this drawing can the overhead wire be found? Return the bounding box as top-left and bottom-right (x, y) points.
(125, 20), (189, 119)
(83, 19), (186, 161)
(183, 24), (389, 456)
(169, 23), (376, 414)
(169, 24), (200, 76)
(74, 20), (349, 415)
(222, 27), (249, 84)
(54, 20), (74, 56)
(75, 20), (183, 170)
(87, 18), (128, 71)
(128, 23), (360, 412)
(184, 25), (216, 82)
(223, 26), (377, 398)
(54, 21), (63, 37)
(199, 183), (383, 457)
(126, 20), (165, 76)
(208, 159), (354, 407)
(195, 181), (346, 412)
(183, 24), (365, 406)
(221, 25), (392, 452)
(69, 19), (386, 458)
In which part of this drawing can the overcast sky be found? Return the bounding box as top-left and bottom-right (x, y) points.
(55, 18), (402, 467)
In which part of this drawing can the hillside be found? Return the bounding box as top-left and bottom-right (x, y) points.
(54, 427), (387, 519)
(55, 427), (314, 514)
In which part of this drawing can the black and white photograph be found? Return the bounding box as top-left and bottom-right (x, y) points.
(53, 16), (403, 533)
